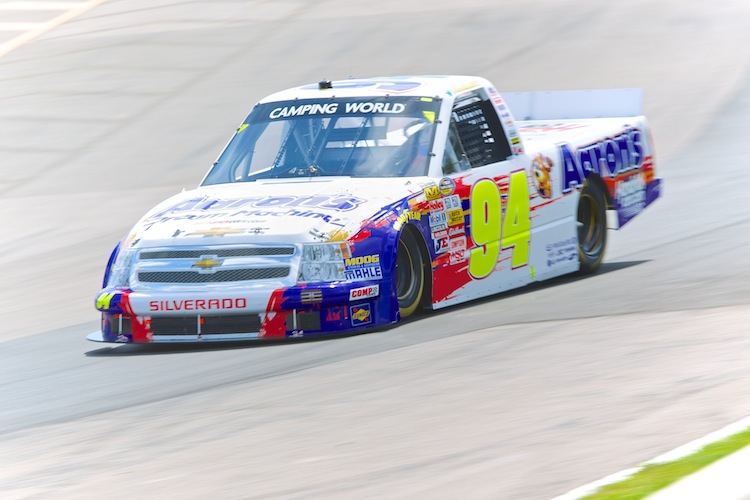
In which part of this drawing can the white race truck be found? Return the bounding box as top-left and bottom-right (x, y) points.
(91, 75), (660, 343)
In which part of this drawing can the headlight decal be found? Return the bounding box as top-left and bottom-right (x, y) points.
(297, 242), (350, 283)
(106, 248), (137, 288)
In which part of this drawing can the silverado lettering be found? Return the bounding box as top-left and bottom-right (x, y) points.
(149, 298), (247, 312)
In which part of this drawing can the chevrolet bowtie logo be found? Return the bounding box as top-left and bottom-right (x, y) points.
(190, 227), (243, 237)
(192, 257), (222, 270)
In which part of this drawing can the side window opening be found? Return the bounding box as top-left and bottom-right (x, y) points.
(442, 121), (471, 174)
(449, 90), (512, 169)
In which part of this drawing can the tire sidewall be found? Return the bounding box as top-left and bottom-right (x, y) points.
(577, 182), (607, 273)
(396, 227), (425, 318)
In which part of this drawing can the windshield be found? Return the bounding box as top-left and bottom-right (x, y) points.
(202, 96), (441, 185)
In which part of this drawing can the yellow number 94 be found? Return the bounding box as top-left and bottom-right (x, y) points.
(469, 170), (530, 279)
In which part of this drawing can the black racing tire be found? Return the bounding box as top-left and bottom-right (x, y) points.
(577, 181), (608, 273)
(396, 227), (426, 319)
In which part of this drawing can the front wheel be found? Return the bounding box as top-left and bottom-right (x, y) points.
(395, 228), (425, 318)
(577, 181), (608, 273)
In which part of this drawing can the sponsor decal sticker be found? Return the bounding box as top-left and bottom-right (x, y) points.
(269, 103), (338, 119)
(443, 195), (462, 211)
(489, 88), (504, 103)
(450, 250), (466, 264)
(393, 210), (421, 230)
(268, 102), (407, 119)
(344, 102), (407, 114)
(426, 199), (445, 212)
(349, 284), (380, 301)
(532, 155), (554, 199)
(345, 254), (380, 266)
(450, 236), (467, 251)
(345, 254), (383, 280)
(150, 194), (366, 221)
(448, 225), (465, 237)
(439, 177), (455, 196)
(559, 127), (644, 193)
(447, 208), (464, 226)
(423, 184), (442, 201)
(546, 237), (577, 267)
(350, 304), (372, 326)
(429, 210), (448, 232)
(434, 235), (450, 254)
(615, 172), (647, 218)
(325, 307), (345, 322)
(345, 267), (382, 279)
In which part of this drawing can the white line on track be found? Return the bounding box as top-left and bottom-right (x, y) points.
(551, 414), (750, 499)
(0, 0), (107, 58)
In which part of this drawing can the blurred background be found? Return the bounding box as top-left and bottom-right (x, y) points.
(1, 1), (750, 498)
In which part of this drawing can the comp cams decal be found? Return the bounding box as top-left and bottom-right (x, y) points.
(349, 284), (380, 301)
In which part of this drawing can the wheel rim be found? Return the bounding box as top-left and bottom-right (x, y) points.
(577, 193), (604, 257)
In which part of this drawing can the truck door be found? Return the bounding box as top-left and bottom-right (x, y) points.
(436, 88), (533, 300)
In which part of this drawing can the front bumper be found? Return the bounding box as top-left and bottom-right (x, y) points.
(92, 281), (392, 343)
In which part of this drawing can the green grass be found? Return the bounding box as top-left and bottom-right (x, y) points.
(582, 427), (750, 499)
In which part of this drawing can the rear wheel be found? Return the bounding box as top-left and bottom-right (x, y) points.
(396, 228), (425, 318)
(577, 181), (607, 273)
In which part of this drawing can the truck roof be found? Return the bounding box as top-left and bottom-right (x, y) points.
(259, 75), (490, 102)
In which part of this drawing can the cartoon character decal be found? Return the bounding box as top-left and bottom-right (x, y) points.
(532, 155), (554, 199)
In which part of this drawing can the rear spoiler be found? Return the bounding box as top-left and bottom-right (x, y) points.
(502, 88), (643, 120)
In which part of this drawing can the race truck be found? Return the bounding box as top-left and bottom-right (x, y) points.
(90, 75), (661, 343)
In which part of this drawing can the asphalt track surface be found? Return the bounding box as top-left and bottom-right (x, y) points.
(1, 1), (750, 498)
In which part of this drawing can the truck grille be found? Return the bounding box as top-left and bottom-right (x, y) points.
(138, 267), (289, 284)
(140, 247), (294, 259)
(109, 314), (263, 337)
(132, 244), (297, 289)
(150, 315), (262, 335)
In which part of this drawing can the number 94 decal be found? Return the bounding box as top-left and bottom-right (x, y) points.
(468, 170), (531, 278)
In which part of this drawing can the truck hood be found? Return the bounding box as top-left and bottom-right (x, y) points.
(126, 178), (421, 249)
